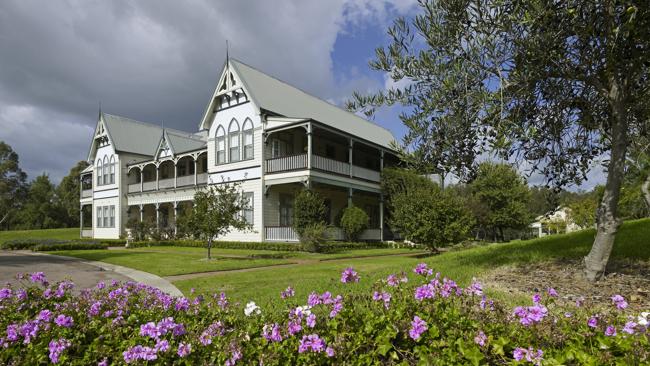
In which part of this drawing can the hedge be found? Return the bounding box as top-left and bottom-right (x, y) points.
(126, 239), (421, 252)
(31, 242), (109, 252)
(1, 238), (122, 251)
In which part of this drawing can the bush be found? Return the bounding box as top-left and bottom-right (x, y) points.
(1, 239), (66, 250)
(1, 266), (647, 364)
(1, 238), (123, 250)
(126, 218), (155, 241)
(31, 242), (109, 251)
(292, 190), (327, 239)
(339, 206), (369, 241)
(300, 223), (327, 253)
(126, 240), (303, 252)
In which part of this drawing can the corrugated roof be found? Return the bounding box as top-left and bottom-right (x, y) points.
(102, 113), (205, 157)
(229, 59), (398, 150)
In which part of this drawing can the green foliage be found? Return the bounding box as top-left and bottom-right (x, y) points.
(300, 223), (327, 253)
(55, 160), (89, 228)
(619, 183), (650, 220)
(13, 174), (64, 230)
(470, 163), (533, 241)
(340, 206), (369, 241)
(0, 141), (27, 229)
(31, 241), (108, 251)
(0, 238), (115, 251)
(126, 218), (155, 241)
(567, 192), (599, 228)
(384, 169), (473, 250)
(187, 183), (252, 258)
(126, 240), (302, 252)
(292, 190), (327, 239)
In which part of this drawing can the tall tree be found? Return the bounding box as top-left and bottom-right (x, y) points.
(0, 141), (27, 229)
(187, 183), (252, 259)
(470, 162), (533, 241)
(56, 161), (90, 227)
(348, 0), (650, 281)
(16, 174), (63, 229)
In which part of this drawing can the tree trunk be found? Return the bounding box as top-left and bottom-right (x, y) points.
(642, 173), (650, 212)
(583, 84), (629, 282)
(207, 237), (212, 260)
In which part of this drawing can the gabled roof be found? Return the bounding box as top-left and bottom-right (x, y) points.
(101, 113), (205, 157)
(229, 59), (398, 149)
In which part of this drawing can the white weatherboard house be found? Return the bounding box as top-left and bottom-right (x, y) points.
(80, 59), (400, 242)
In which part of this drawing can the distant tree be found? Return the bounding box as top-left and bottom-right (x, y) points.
(567, 190), (600, 228)
(16, 174), (64, 229)
(347, 0), (650, 281)
(0, 141), (27, 229)
(187, 183), (252, 259)
(470, 163), (533, 241)
(56, 161), (90, 227)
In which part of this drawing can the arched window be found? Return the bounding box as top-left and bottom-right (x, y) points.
(215, 126), (226, 164)
(102, 156), (109, 185)
(228, 119), (240, 162)
(242, 119), (254, 160)
(109, 155), (116, 184)
(96, 159), (103, 186)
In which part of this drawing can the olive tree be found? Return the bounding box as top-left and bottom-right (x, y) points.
(348, 0), (650, 281)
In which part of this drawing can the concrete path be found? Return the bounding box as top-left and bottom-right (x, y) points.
(0, 251), (183, 297)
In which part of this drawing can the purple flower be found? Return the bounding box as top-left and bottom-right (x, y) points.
(37, 309), (52, 323)
(175, 297), (190, 311)
(30, 272), (47, 285)
(54, 315), (73, 328)
(281, 286), (295, 299)
(372, 291), (392, 309)
(414, 284), (435, 301)
(88, 301), (102, 317)
(298, 334), (326, 353)
(287, 320), (302, 336)
(409, 316), (427, 341)
(623, 321), (637, 335)
(325, 346), (335, 357)
(547, 288), (558, 297)
(611, 294), (628, 310)
(155, 339), (170, 352)
(532, 293), (541, 304)
(413, 263), (433, 276)
(307, 292), (322, 306)
(329, 295), (343, 318)
(466, 279), (483, 296)
(306, 314), (316, 328)
(96, 281), (105, 290)
(48, 338), (71, 364)
(225, 345), (242, 366)
(512, 304), (547, 326)
(123, 345), (157, 363)
(474, 331), (487, 347)
(340, 267), (360, 283)
(575, 297), (584, 307)
(16, 289), (27, 301)
(605, 325), (617, 337)
(386, 274), (400, 287)
(177, 342), (191, 357)
(98, 358), (108, 366)
(513, 347), (543, 365)
(0, 287), (12, 300)
(139, 322), (159, 338)
(513, 347), (526, 361)
(217, 292), (229, 309)
(587, 316), (598, 328)
(263, 323), (283, 342)
(6, 324), (18, 342)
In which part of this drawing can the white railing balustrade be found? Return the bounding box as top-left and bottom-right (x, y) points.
(265, 226), (299, 242)
(81, 189), (93, 198)
(142, 181), (156, 191)
(177, 175), (194, 187)
(312, 155), (350, 176)
(326, 227), (346, 241)
(266, 154), (307, 173)
(359, 228), (381, 241)
(158, 178), (174, 189)
(197, 173), (208, 185)
(352, 165), (381, 182)
(127, 184), (140, 193)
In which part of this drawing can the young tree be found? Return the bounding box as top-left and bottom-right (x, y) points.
(188, 183), (252, 259)
(0, 141), (27, 229)
(56, 161), (90, 227)
(292, 190), (327, 238)
(348, 1), (650, 281)
(470, 163), (533, 241)
(340, 206), (369, 241)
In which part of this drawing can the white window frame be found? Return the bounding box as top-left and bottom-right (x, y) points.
(102, 156), (109, 185)
(109, 155), (116, 184)
(96, 160), (102, 186)
(96, 206), (102, 228)
(215, 126), (226, 164)
(243, 192), (254, 225)
(103, 206), (109, 228)
(228, 119), (240, 162)
(242, 119), (254, 160)
(109, 205), (115, 228)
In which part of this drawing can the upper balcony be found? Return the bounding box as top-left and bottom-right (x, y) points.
(264, 122), (398, 183)
(126, 152), (208, 194)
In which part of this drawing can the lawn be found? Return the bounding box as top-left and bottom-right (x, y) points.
(174, 218), (650, 305)
(0, 228), (80, 243)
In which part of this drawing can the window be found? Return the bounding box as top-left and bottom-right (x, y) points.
(242, 192), (254, 225)
(103, 206), (109, 228)
(242, 119), (254, 160)
(109, 156), (116, 184)
(96, 207), (102, 227)
(102, 156), (109, 185)
(279, 194), (294, 226)
(215, 126), (226, 164)
(96, 160), (102, 186)
(109, 206), (115, 228)
(228, 119), (240, 162)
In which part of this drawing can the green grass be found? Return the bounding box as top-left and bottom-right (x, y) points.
(174, 218), (650, 305)
(0, 228), (80, 244)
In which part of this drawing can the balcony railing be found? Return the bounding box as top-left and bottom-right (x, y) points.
(265, 226), (299, 242)
(177, 175), (194, 187)
(265, 154), (380, 182)
(197, 173), (208, 184)
(142, 181), (156, 191)
(81, 189), (92, 198)
(359, 228), (381, 241)
(127, 173), (208, 194)
(158, 178), (174, 189)
(266, 153), (307, 173)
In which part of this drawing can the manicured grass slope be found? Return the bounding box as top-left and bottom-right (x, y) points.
(0, 228), (79, 244)
(175, 218), (649, 304)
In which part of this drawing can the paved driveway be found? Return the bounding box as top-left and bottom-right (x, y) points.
(0, 251), (131, 290)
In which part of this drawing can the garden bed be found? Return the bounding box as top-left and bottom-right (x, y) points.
(482, 258), (650, 311)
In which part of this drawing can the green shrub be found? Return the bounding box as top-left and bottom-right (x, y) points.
(126, 218), (155, 241)
(1, 239), (67, 250)
(126, 240), (302, 252)
(292, 190), (327, 239)
(31, 242), (109, 251)
(340, 206), (369, 241)
(300, 223), (327, 253)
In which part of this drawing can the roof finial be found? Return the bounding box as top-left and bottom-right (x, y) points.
(98, 101), (102, 119)
(226, 39), (230, 66)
